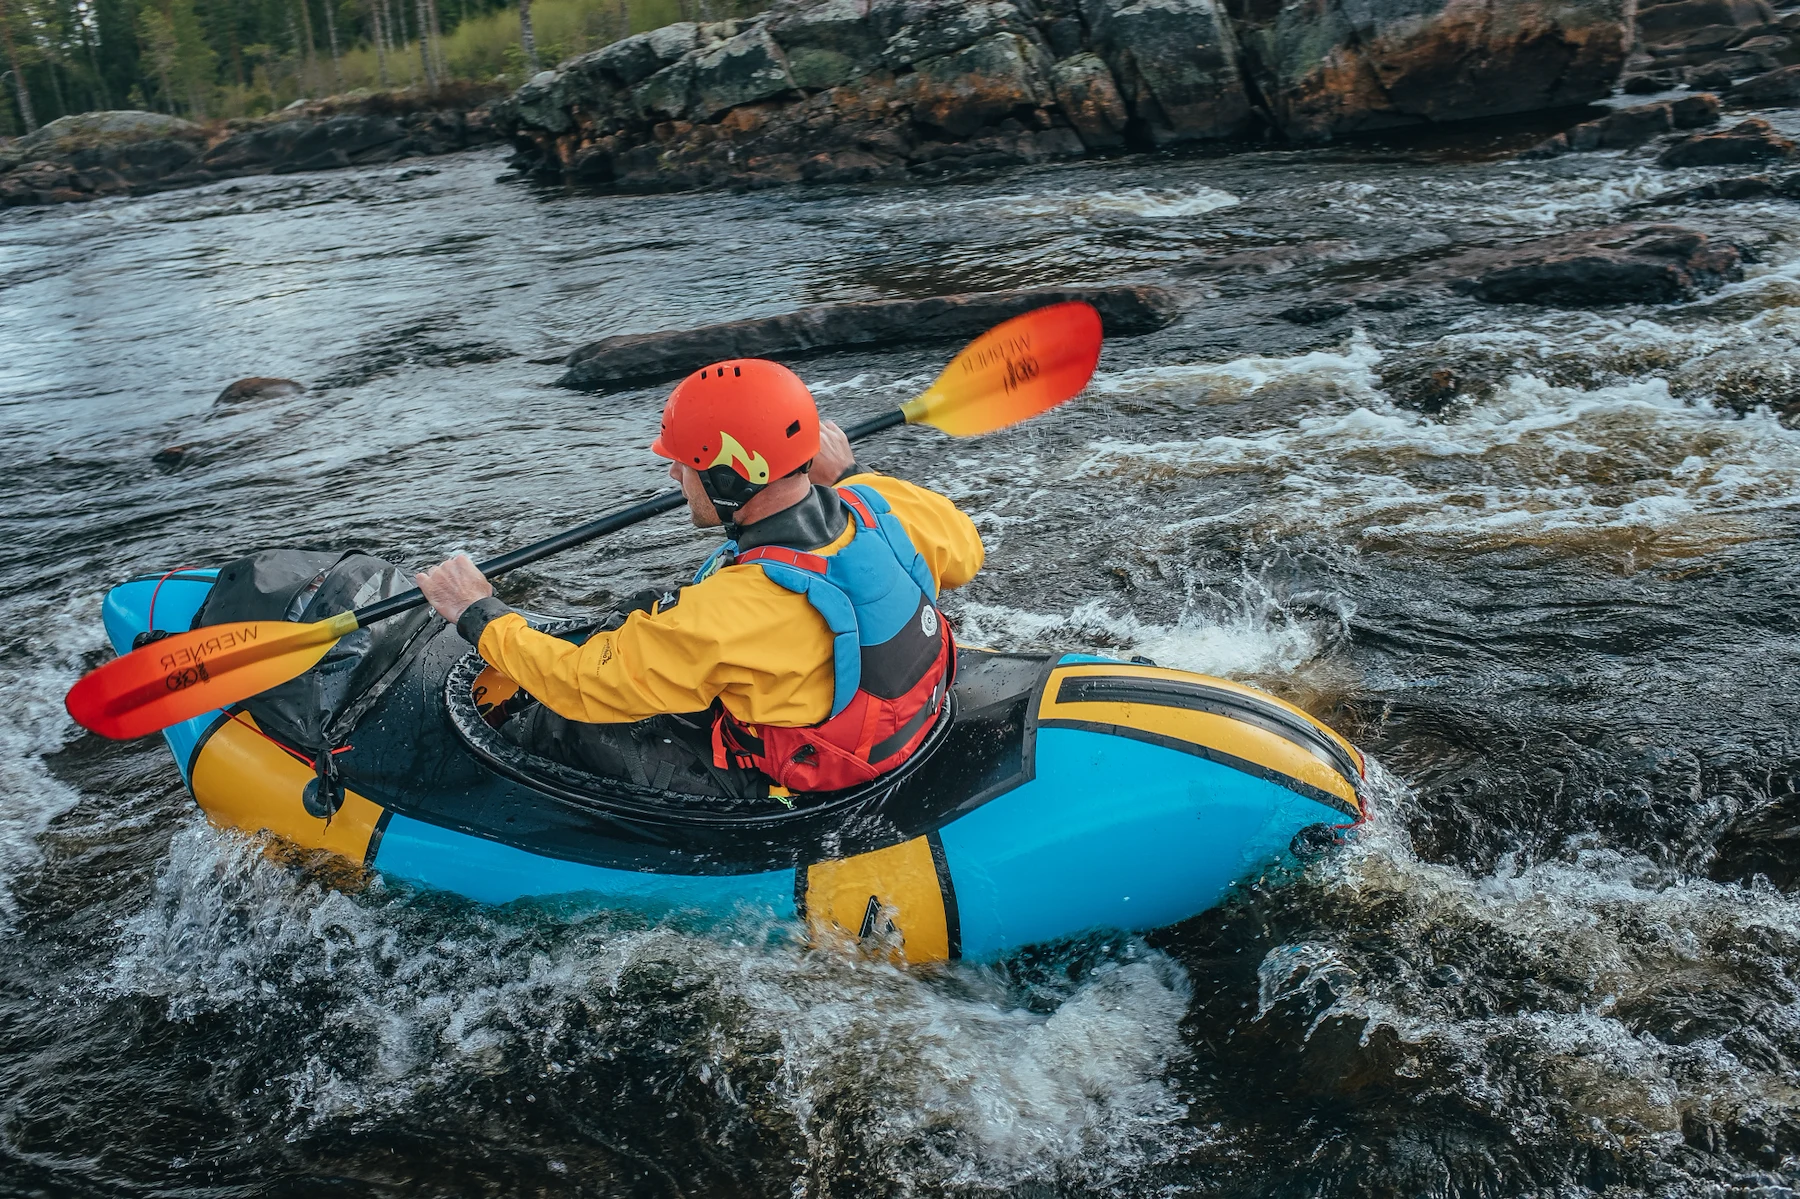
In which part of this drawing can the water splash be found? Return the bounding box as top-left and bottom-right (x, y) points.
(101, 824), (1203, 1191)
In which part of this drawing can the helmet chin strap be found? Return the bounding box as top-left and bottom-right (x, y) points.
(700, 464), (764, 525)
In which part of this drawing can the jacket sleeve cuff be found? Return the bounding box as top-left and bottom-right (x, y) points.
(457, 595), (514, 646)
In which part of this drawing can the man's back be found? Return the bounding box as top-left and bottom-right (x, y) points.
(464, 471), (982, 731)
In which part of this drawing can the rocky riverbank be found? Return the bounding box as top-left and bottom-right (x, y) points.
(0, 92), (502, 208)
(11, 0), (1800, 208)
(495, 0), (1636, 192)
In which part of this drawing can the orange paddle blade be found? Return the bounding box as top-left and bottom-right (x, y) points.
(901, 301), (1103, 437)
(65, 611), (359, 740)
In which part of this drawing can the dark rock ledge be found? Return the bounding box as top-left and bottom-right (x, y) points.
(558, 284), (1178, 391)
(0, 97), (501, 209)
(1440, 224), (1743, 306)
(1276, 224), (1744, 324)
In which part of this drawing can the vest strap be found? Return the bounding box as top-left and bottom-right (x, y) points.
(838, 487), (879, 529)
(735, 545), (829, 574)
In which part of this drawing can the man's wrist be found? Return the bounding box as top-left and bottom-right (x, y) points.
(456, 596), (514, 646)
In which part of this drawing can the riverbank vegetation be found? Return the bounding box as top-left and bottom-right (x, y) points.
(0, 0), (758, 137)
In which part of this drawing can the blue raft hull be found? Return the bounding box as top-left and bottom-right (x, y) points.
(103, 571), (1363, 962)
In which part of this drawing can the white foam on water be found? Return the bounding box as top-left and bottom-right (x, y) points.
(1258, 771), (1800, 1148)
(1078, 335), (1800, 558)
(1294, 166), (1713, 230)
(0, 594), (107, 924)
(956, 579), (1330, 683)
(104, 823), (1204, 1189)
(1089, 332), (1384, 402)
(858, 183), (1240, 224)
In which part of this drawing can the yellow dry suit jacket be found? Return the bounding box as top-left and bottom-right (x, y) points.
(459, 473), (984, 728)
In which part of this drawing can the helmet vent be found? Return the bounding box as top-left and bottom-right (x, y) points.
(734, 366), (742, 376)
(786, 420), (801, 437)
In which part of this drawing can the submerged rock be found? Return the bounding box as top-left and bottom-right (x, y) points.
(1634, 170), (1800, 204)
(215, 377), (307, 404)
(558, 285), (1180, 390)
(1656, 117), (1797, 166)
(1709, 792), (1800, 891)
(1726, 61), (1800, 103)
(1445, 224), (1742, 306)
(1275, 301), (1351, 326)
(1521, 94), (1718, 157)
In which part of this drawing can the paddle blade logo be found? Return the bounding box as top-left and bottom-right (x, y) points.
(906, 302), (1103, 438)
(710, 431), (770, 483)
(65, 618), (349, 740)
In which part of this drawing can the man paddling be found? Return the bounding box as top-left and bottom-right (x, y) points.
(415, 359), (984, 798)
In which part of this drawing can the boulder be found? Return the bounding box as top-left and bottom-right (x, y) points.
(14, 110), (201, 157)
(632, 59), (699, 120)
(1637, 0), (1773, 44)
(767, 0), (887, 89)
(566, 22), (701, 94)
(1522, 94), (1719, 157)
(1443, 224), (1742, 306)
(1657, 116), (1797, 165)
(1621, 67), (1685, 92)
(690, 27), (799, 119)
(1686, 61), (1740, 89)
(1225, 0), (1633, 141)
(201, 114), (414, 174)
(1727, 62), (1800, 103)
(1082, 0), (1250, 144)
(216, 377), (307, 404)
(903, 32), (1051, 137)
(558, 285), (1180, 390)
(1049, 52), (1131, 149)
(882, 1), (1034, 66)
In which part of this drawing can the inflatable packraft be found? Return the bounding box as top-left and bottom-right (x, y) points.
(102, 559), (1365, 964)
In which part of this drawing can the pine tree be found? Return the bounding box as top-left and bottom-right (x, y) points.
(0, 0), (37, 131)
(516, 0), (535, 75)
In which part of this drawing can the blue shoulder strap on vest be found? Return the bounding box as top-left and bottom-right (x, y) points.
(841, 484), (939, 601)
(730, 486), (942, 720)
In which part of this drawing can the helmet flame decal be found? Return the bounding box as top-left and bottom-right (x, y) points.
(710, 431), (770, 484)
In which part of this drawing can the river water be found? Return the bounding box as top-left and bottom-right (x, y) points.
(3, 109), (1800, 1196)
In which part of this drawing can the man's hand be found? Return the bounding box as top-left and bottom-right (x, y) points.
(415, 554), (494, 623)
(811, 420), (858, 487)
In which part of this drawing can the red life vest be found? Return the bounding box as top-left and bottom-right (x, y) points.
(708, 484), (954, 793)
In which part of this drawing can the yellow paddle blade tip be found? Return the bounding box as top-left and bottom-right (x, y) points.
(908, 302), (1104, 438)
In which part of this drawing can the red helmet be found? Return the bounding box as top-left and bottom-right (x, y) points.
(651, 359), (821, 517)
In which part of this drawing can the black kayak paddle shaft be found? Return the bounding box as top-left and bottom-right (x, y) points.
(350, 407), (912, 628)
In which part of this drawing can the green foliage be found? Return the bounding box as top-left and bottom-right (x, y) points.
(0, 0), (759, 132)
